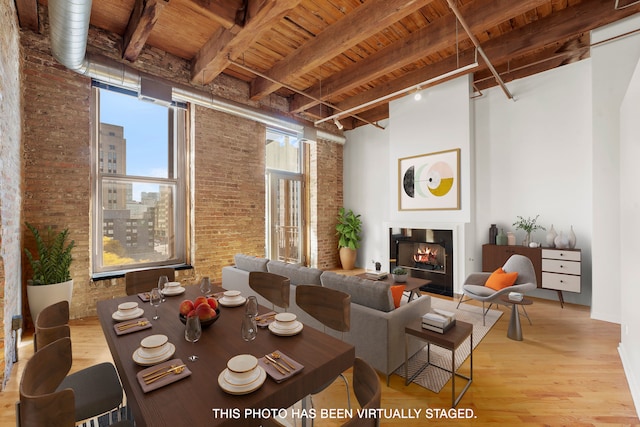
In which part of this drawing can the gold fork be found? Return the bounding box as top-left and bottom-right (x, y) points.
(144, 365), (186, 384)
(271, 352), (295, 370)
(117, 320), (148, 330)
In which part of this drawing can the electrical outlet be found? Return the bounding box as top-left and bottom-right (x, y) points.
(11, 315), (22, 331)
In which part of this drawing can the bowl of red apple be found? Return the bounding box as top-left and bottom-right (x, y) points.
(179, 295), (220, 328)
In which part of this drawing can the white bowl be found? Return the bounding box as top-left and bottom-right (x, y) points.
(274, 313), (298, 330)
(226, 354), (258, 382)
(222, 290), (244, 303)
(117, 301), (139, 314)
(165, 281), (181, 288)
(140, 335), (169, 357)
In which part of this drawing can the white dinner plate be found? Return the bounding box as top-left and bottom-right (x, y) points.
(223, 367), (262, 386)
(218, 296), (246, 307)
(218, 367), (266, 395)
(268, 321), (303, 336)
(161, 286), (186, 296)
(132, 343), (176, 366)
(112, 307), (145, 321)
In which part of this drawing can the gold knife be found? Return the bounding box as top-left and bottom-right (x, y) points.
(265, 354), (289, 373)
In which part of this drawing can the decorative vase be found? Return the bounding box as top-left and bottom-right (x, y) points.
(392, 273), (408, 283)
(496, 229), (507, 246)
(507, 232), (516, 246)
(523, 231), (532, 247)
(339, 247), (357, 270)
(489, 224), (498, 244)
(546, 225), (557, 248)
(554, 231), (569, 249)
(568, 226), (576, 249)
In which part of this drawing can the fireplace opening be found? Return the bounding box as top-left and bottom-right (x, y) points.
(389, 228), (453, 297)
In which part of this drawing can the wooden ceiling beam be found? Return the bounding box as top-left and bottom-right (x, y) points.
(183, 0), (244, 30)
(290, 0), (549, 114)
(248, 0), (436, 101)
(191, 0), (301, 84)
(330, 0), (640, 124)
(14, 0), (39, 32)
(122, 0), (170, 62)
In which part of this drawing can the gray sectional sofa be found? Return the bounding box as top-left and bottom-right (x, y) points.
(221, 254), (431, 383)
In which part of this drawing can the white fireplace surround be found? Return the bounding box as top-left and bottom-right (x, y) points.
(384, 222), (467, 295)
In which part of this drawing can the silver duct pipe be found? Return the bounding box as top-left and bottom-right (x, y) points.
(47, 0), (345, 144)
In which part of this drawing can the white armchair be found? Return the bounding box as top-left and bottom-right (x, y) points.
(457, 254), (537, 325)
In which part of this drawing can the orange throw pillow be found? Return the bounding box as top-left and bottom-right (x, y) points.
(485, 268), (518, 291)
(390, 285), (406, 308)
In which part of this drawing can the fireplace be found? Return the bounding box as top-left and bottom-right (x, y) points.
(389, 228), (453, 297)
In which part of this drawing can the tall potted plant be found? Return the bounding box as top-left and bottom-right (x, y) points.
(336, 207), (362, 270)
(24, 222), (75, 323)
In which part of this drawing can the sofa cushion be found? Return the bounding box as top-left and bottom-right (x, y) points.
(267, 260), (323, 286)
(234, 254), (269, 272)
(485, 267), (518, 291)
(321, 271), (394, 312)
(390, 285), (406, 308)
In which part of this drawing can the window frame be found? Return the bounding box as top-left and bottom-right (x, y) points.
(91, 84), (189, 277)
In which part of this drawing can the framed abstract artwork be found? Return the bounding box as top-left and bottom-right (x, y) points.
(398, 148), (460, 211)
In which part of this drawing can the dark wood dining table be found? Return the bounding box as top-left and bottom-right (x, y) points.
(97, 285), (355, 427)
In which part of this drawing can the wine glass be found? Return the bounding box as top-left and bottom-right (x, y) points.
(245, 296), (258, 317)
(199, 276), (212, 296)
(184, 314), (202, 361)
(149, 287), (162, 320)
(158, 275), (168, 302)
(241, 296), (259, 341)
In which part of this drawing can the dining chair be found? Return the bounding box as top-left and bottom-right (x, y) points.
(34, 300), (70, 352)
(33, 301), (125, 423)
(124, 267), (175, 295)
(456, 254), (537, 325)
(17, 337), (133, 427)
(342, 358), (381, 427)
(248, 271), (291, 310)
(296, 285), (352, 419)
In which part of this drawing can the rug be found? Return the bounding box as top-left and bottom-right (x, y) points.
(395, 298), (502, 393)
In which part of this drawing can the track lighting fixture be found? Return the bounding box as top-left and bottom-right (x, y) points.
(333, 117), (344, 130)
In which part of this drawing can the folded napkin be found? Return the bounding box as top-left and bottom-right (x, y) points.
(114, 317), (152, 335)
(138, 292), (150, 302)
(136, 358), (192, 393)
(258, 351), (304, 383)
(256, 311), (277, 328)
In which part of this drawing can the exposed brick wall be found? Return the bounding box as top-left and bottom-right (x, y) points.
(193, 105), (267, 277)
(0, 0), (24, 387)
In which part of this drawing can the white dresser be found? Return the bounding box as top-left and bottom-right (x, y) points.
(541, 249), (581, 306)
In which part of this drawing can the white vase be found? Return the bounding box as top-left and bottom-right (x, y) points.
(568, 226), (576, 249)
(554, 231), (569, 249)
(546, 225), (557, 248)
(27, 279), (74, 323)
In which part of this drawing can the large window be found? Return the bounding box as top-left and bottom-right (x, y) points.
(265, 129), (308, 265)
(92, 85), (188, 275)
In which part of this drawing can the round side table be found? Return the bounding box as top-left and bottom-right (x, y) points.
(499, 295), (533, 341)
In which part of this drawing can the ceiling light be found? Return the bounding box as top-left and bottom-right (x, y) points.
(414, 87), (422, 101)
(333, 118), (344, 130)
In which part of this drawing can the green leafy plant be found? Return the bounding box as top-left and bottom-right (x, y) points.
(392, 267), (408, 275)
(336, 207), (362, 250)
(24, 222), (75, 285)
(512, 215), (546, 233)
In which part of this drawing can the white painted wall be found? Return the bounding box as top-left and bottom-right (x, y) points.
(619, 55), (640, 422)
(591, 14), (640, 323)
(474, 60), (593, 306)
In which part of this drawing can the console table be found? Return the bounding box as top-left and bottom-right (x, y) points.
(482, 244), (581, 307)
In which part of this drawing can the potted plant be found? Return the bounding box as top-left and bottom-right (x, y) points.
(392, 267), (409, 283)
(336, 207), (362, 270)
(512, 215), (546, 246)
(24, 222), (75, 323)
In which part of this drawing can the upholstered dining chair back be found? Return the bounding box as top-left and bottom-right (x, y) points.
(34, 300), (70, 352)
(296, 285), (351, 333)
(19, 337), (76, 427)
(125, 267), (175, 295)
(248, 271), (291, 310)
(342, 358), (381, 427)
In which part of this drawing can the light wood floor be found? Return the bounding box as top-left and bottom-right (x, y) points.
(2, 295), (639, 427)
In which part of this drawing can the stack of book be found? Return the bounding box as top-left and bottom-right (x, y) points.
(365, 270), (388, 280)
(422, 308), (456, 333)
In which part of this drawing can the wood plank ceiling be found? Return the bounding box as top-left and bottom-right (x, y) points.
(15, 0), (640, 130)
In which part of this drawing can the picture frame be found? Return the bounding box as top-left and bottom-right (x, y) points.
(398, 148), (460, 211)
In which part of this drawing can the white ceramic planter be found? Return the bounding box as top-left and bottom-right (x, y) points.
(27, 279), (73, 323)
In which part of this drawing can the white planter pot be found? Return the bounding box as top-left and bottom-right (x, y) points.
(27, 279), (73, 323)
